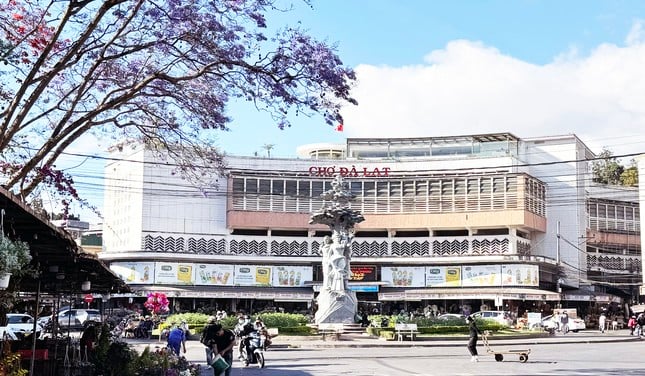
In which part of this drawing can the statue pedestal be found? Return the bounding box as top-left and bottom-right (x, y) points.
(315, 289), (357, 324)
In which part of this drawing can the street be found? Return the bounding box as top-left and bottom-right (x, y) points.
(131, 336), (645, 376)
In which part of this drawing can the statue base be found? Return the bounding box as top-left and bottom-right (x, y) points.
(315, 289), (357, 324)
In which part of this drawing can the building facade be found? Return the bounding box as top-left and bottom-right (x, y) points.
(99, 133), (640, 318)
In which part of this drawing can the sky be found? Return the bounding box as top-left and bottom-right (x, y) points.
(60, 0), (645, 222)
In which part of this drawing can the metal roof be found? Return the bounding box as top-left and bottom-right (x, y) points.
(0, 187), (129, 294)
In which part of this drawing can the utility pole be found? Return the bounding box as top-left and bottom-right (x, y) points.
(556, 220), (562, 308)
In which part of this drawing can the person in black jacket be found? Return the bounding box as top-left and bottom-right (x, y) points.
(466, 315), (481, 362)
(201, 316), (218, 366)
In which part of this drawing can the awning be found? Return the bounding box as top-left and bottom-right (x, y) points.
(0, 187), (128, 294)
(132, 285), (314, 301)
(563, 290), (622, 303)
(378, 287), (560, 301)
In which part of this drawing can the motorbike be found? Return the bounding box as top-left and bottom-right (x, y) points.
(258, 328), (272, 351)
(239, 331), (265, 368)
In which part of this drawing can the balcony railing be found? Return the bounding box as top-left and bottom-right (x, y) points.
(140, 234), (532, 259)
(587, 253), (641, 274)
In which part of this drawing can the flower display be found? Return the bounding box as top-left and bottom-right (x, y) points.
(144, 292), (170, 315)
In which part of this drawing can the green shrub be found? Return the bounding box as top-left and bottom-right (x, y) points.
(379, 330), (395, 340)
(279, 326), (315, 335)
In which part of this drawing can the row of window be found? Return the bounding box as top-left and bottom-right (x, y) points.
(587, 199), (640, 234)
(231, 173), (546, 216)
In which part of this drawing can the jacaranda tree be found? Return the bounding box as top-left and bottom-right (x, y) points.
(0, 0), (356, 210)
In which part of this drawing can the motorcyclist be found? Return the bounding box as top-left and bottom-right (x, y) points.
(234, 315), (256, 361)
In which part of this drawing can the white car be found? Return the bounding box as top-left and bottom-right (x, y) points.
(541, 314), (586, 333)
(437, 313), (466, 321)
(471, 311), (514, 327)
(57, 309), (102, 329)
(6, 313), (42, 337)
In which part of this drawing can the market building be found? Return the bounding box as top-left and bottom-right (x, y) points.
(99, 133), (640, 320)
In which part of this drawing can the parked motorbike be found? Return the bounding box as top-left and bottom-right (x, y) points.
(110, 318), (130, 338)
(240, 331), (265, 368)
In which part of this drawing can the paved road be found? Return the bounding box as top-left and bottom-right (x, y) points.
(128, 331), (645, 376)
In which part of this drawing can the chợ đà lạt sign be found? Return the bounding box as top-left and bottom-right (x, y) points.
(308, 166), (391, 177)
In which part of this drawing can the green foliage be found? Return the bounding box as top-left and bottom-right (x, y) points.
(592, 148), (624, 185)
(279, 326), (315, 335)
(620, 166), (639, 186)
(368, 316), (505, 336)
(162, 312), (311, 334)
(128, 346), (200, 376)
(105, 342), (136, 376)
(252, 313), (310, 328)
(0, 237), (32, 275)
(92, 324), (113, 374)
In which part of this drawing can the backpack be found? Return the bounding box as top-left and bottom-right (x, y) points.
(200, 325), (213, 346)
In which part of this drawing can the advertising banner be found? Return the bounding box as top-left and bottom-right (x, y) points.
(110, 262), (155, 284)
(154, 262), (195, 285)
(501, 264), (539, 286)
(425, 266), (462, 287)
(194, 264), (235, 286)
(234, 265), (272, 286)
(350, 265), (377, 281)
(272, 266), (313, 287)
(381, 266), (426, 287)
(462, 265), (501, 287)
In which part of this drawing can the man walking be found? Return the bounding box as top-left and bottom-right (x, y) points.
(200, 316), (218, 366)
(211, 323), (236, 376)
(560, 311), (569, 334)
(598, 313), (606, 333)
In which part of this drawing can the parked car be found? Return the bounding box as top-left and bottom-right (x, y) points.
(471, 311), (514, 326)
(541, 314), (586, 333)
(437, 313), (466, 321)
(57, 309), (102, 329)
(6, 313), (42, 337)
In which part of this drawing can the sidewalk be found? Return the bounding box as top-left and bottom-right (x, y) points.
(270, 328), (640, 348)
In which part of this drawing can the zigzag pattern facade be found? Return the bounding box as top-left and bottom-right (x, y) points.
(142, 235), (515, 257)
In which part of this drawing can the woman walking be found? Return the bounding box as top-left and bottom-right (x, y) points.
(466, 315), (481, 362)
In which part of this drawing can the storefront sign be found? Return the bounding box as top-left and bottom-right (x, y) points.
(461, 265), (501, 287)
(349, 285), (379, 292)
(308, 166), (391, 177)
(272, 266), (313, 287)
(425, 266), (462, 287)
(381, 266), (426, 287)
(501, 264), (539, 286)
(194, 264), (235, 286)
(350, 265), (377, 281)
(234, 265), (272, 286)
(154, 262), (195, 285)
(110, 262), (155, 284)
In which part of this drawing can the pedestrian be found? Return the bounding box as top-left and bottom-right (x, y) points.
(179, 319), (190, 344)
(560, 312), (569, 334)
(211, 323), (236, 376)
(167, 325), (186, 356)
(201, 316), (218, 366)
(598, 313), (606, 333)
(80, 322), (97, 360)
(628, 315), (636, 335)
(466, 315), (481, 362)
(636, 313), (645, 337)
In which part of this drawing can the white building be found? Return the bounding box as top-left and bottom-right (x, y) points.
(99, 133), (640, 317)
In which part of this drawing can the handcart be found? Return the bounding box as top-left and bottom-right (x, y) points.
(481, 331), (530, 363)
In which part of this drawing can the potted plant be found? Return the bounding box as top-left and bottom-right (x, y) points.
(0, 236), (32, 289)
